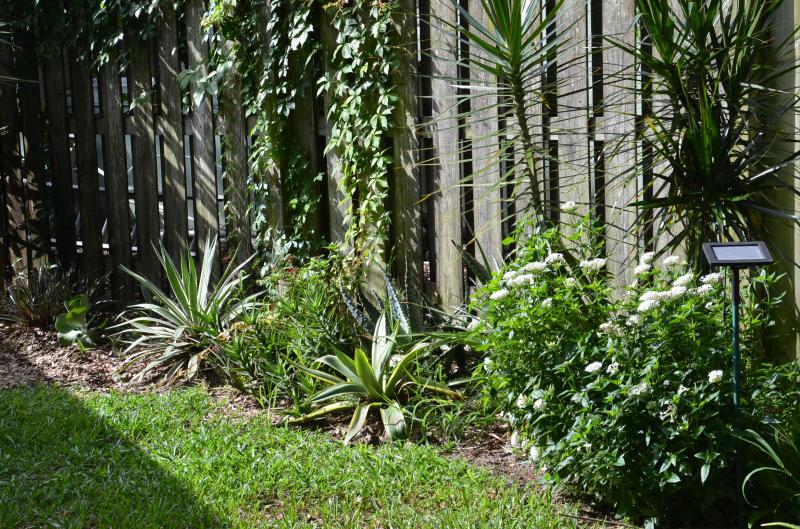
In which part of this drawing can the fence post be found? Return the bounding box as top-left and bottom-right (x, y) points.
(0, 33), (18, 280)
(157, 4), (188, 263)
(43, 51), (77, 267)
(186, 0), (220, 277)
(128, 33), (162, 285)
(70, 51), (104, 279)
(428, 0), (463, 312)
(16, 27), (50, 267)
(466, 0), (503, 264)
(99, 51), (134, 299)
(392, 0), (423, 320)
(602, 0), (638, 285)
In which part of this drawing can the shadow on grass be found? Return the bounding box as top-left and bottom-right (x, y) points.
(0, 380), (230, 528)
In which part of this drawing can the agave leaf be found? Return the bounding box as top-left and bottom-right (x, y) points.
(344, 402), (379, 444)
(308, 382), (368, 404)
(288, 401), (358, 424)
(353, 348), (384, 401)
(380, 402), (407, 441)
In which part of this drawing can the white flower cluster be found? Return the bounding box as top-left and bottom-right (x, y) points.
(599, 321), (623, 336)
(708, 369), (723, 384)
(520, 261), (548, 273)
(585, 361), (603, 373)
(607, 361), (620, 375)
(564, 277), (577, 287)
(508, 273), (536, 288)
(637, 299), (660, 313)
(579, 258), (607, 272)
(562, 200), (578, 214)
(634, 263), (652, 276)
(695, 284), (714, 296)
(544, 253), (565, 266)
(640, 251), (656, 265)
(700, 272), (723, 285)
(630, 383), (650, 396)
(541, 297), (553, 308)
(490, 288), (509, 301)
(672, 273), (694, 287)
(663, 255), (682, 266)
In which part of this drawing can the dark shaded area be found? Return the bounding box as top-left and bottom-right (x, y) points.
(0, 346), (229, 528)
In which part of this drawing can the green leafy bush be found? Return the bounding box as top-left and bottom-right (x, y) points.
(55, 294), (97, 351)
(471, 221), (800, 526)
(215, 255), (359, 408)
(116, 239), (259, 385)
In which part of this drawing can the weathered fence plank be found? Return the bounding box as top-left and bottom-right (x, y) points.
(427, 0), (463, 312)
(466, 0), (503, 263)
(602, 0), (638, 284)
(70, 52), (104, 277)
(157, 5), (188, 262)
(43, 52), (77, 267)
(0, 34), (21, 277)
(129, 33), (162, 284)
(392, 0), (423, 317)
(218, 41), (252, 265)
(17, 28), (50, 266)
(99, 52), (134, 298)
(558, 2), (590, 220)
(186, 0), (220, 275)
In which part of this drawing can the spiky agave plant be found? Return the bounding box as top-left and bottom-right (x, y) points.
(116, 237), (260, 385)
(291, 313), (462, 443)
(609, 0), (800, 268)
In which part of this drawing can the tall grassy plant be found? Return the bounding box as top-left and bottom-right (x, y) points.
(429, 0), (576, 226)
(117, 238), (259, 385)
(610, 0), (800, 266)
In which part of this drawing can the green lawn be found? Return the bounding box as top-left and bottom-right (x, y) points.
(0, 386), (596, 528)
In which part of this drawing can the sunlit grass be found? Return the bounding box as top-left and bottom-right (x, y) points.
(0, 385), (599, 529)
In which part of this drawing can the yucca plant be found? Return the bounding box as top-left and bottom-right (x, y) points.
(428, 0), (576, 226)
(116, 238), (259, 385)
(609, 0), (800, 267)
(290, 313), (462, 443)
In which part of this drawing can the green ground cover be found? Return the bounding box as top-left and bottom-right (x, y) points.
(0, 385), (597, 529)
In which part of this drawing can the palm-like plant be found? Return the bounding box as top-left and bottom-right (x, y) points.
(430, 0), (572, 226)
(291, 313), (461, 443)
(609, 0), (800, 267)
(116, 238), (259, 385)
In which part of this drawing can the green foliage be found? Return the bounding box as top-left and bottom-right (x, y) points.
(55, 294), (96, 351)
(321, 0), (399, 265)
(215, 254), (360, 410)
(116, 238), (259, 385)
(0, 263), (103, 327)
(470, 221), (800, 526)
(741, 417), (800, 527)
(610, 0), (800, 266)
(293, 313), (462, 443)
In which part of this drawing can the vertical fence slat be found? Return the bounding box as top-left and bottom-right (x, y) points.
(17, 29), (50, 265)
(558, 3), (590, 219)
(602, 0), (638, 284)
(218, 42), (252, 264)
(466, 0), (503, 262)
(0, 34), (19, 278)
(157, 5), (188, 262)
(70, 51), (104, 277)
(99, 53), (133, 298)
(186, 0), (220, 275)
(428, 0), (463, 312)
(43, 53), (77, 266)
(392, 0), (423, 315)
(322, 12), (348, 247)
(129, 34), (161, 284)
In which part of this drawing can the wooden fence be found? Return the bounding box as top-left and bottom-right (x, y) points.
(1, 0), (798, 317)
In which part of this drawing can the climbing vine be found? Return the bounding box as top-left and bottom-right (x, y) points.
(321, 0), (399, 266)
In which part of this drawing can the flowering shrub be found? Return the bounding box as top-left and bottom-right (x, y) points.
(471, 221), (800, 527)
